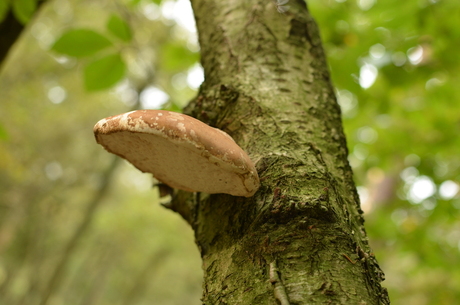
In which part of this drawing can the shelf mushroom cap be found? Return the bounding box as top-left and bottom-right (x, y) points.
(93, 110), (260, 197)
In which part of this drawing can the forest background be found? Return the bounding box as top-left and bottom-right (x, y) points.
(0, 0), (459, 304)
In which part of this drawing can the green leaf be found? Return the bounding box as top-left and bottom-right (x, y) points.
(51, 29), (113, 58)
(129, 0), (160, 7)
(0, 0), (10, 24)
(0, 122), (8, 141)
(165, 102), (182, 113)
(128, 0), (141, 5)
(84, 53), (126, 91)
(12, 0), (35, 24)
(106, 14), (132, 42)
(160, 42), (199, 72)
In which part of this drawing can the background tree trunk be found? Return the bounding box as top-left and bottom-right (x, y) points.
(0, 10), (25, 64)
(168, 0), (390, 304)
(0, 1), (46, 66)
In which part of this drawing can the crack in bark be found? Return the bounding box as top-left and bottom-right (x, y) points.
(270, 260), (291, 305)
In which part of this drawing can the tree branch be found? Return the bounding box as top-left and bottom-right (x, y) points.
(39, 157), (120, 305)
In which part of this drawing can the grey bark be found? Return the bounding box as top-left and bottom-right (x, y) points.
(168, 0), (390, 304)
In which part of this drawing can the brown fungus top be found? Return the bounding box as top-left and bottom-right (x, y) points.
(93, 110), (260, 197)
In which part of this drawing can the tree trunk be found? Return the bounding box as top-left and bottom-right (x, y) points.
(168, 0), (390, 304)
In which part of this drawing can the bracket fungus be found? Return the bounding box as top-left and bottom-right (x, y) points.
(93, 110), (260, 197)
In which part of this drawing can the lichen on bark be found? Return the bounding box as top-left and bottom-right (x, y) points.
(169, 0), (390, 304)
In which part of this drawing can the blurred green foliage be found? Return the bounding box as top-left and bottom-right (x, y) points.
(309, 0), (460, 304)
(50, 12), (137, 91)
(0, 0), (8, 22)
(0, 0), (201, 304)
(11, 0), (38, 24)
(0, 0), (459, 305)
(159, 41), (199, 73)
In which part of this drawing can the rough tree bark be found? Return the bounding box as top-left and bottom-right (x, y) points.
(166, 0), (390, 304)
